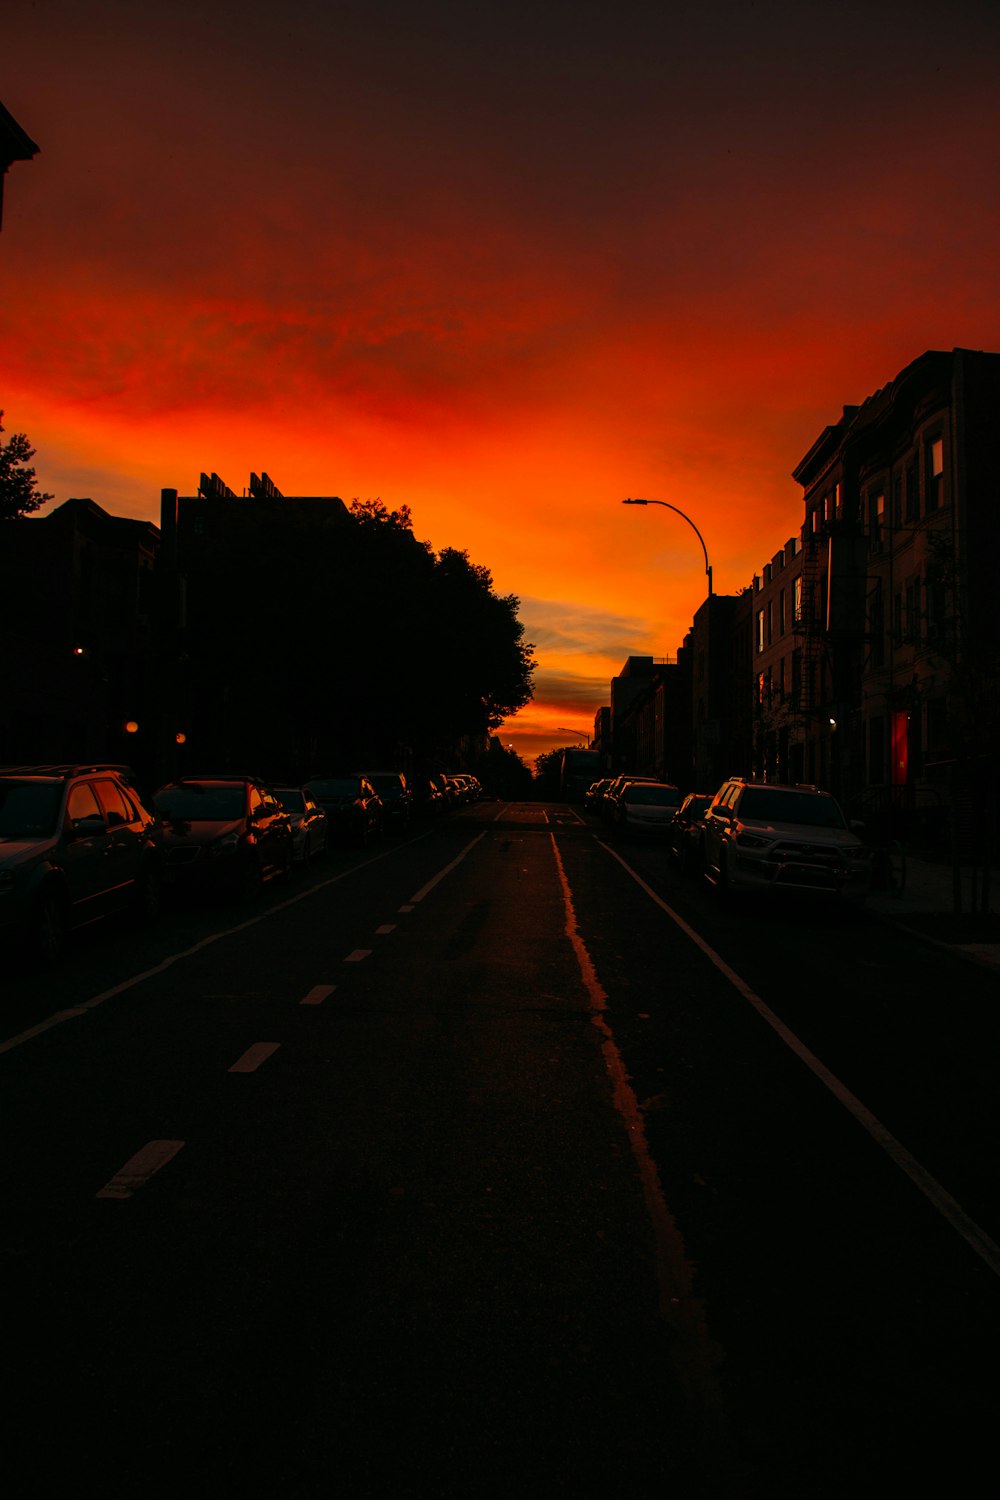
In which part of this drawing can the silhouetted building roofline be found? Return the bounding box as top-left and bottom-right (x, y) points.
(0, 98), (39, 230)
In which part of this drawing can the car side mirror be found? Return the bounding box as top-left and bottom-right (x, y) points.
(68, 814), (106, 839)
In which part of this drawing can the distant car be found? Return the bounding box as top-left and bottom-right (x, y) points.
(584, 778), (611, 813)
(359, 772), (412, 833)
(601, 776), (664, 824)
(411, 775), (448, 818)
(153, 776), (293, 900)
(0, 762), (163, 963)
(305, 774), (383, 848)
(274, 786), (328, 862)
(701, 779), (873, 904)
(668, 793), (713, 874)
(611, 781), (682, 838)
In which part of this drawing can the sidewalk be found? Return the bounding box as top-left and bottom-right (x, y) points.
(867, 854), (1000, 973)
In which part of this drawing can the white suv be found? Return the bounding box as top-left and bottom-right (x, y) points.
(701, 780), (872, 904)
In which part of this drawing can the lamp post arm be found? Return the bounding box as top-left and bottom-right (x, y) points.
(622, 497), (713, 596)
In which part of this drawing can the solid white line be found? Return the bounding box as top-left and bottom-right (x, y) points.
(548, 835), (724, 1415)
(409, 832), (487, 903)
(96, 1139), (184, 1199)
(301, 984), (336, 1006)
(228, 1042), (281, 1073)
(598, 838), (1000, 1280)
(345, 949), (372, 962)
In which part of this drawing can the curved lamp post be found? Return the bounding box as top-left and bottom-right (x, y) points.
(622, 498), (713, 597)
(555, 726), (589, 743)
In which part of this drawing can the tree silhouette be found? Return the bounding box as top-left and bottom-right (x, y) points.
(0, 412), (53, 520)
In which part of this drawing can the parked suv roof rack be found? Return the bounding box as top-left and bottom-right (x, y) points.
(0, 762), (134, 778)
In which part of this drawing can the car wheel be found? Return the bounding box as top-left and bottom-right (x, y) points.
(677, 840), (689, 876)
(32, 886), (68, 965)
(280, 843), (294, 881)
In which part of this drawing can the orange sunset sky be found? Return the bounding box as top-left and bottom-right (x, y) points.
(3, 0), (1000, 768)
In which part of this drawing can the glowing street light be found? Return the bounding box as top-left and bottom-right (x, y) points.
(621, 497), (713, 597)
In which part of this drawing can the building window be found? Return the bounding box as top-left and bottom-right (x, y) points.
(756, 609), (765, 653)
(926, 436), (944, 511)
(793, 575), (802, 624)
(892, 592), (903, 646)
(867, 489), (885, 553)
(904, 462), (918, 523)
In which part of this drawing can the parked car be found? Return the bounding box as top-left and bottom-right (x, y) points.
(668, 792), (713, 874)
(274, 786), (328, 863)
(305, 774), (383, 848)
(600, 775), (664, 824)
(153, 776), (293, 899)
(359, 772), (412, 833)
(584, 778), (611, 813)
(440, 775), (468, 808)
(0, 762), (163, 963)
(701, 779), (873, 904)
(411, 774), (448, 818)
(611, 781), (682, 838)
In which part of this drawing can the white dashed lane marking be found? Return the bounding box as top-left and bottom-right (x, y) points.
(375, 924), (396, 935)
(96, 1140), (185, 1200)
(345, 949), (372, 962)
(228, 1043), (281, 1073)
(300, 984), (336, 1005)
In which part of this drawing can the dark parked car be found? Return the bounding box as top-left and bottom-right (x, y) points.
(611, 781), (682, 838)
(668, 793), (713, 874)
(701, 779), (873, 904)
(0, 762), (162, 963)
(305, 774), (384, 848)
(153, 776), (293, 900)
(274, 786), (328, 863)
(360, 772), (412, 833)
(410, 774), (448, 818)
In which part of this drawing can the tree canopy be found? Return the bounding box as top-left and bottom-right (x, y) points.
(0, 413), (53, 520)
(178, 495), (535, 776)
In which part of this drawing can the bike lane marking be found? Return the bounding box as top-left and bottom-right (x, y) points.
(548, 833), (728, 1435)
(599, 838), (1000, 1280)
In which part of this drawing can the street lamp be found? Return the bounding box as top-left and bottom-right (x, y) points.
(555, 726), (589, 743)
(621, 498), (713, 597)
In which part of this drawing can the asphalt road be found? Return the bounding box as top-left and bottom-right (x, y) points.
(3, 802), (999, 1497)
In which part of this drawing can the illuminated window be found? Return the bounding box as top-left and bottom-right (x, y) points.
(756, 609), (765, 653)
(927, 437), (944, 511)
(868, 490), (885, 553)
(793, 575), (802, 624)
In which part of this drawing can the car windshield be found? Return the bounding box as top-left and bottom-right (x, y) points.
(738, 788), (846, 828)
(369, 776), (402, 795)
(154, 785), (246, 820)
(276, 790), (304, 813)
(307, 778), (358, 798)
(0, 781), (61, 838)
(624, 785), (680, 806)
